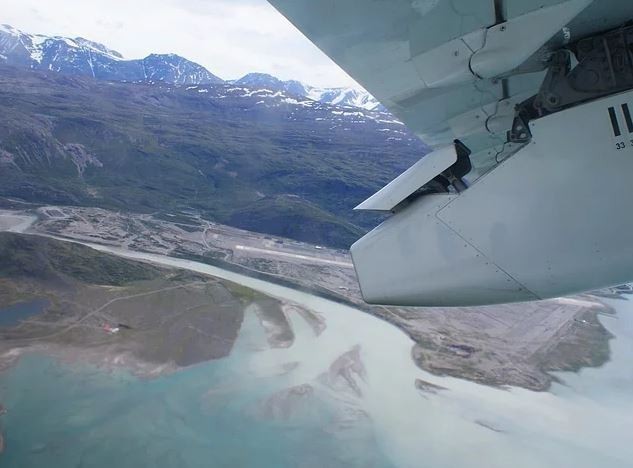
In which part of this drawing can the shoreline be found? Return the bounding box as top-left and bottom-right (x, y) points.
(0, 208), (619, 392)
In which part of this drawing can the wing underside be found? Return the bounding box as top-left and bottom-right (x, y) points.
(268, 0), (633, 176)
(268, 0), (633, 306)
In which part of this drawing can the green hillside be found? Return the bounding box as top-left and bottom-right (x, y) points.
(0, 66), (426, 247)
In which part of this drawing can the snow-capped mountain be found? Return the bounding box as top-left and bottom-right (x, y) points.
(137, 53), (223, 86)
(181, 83), (407, 144)
(232, 72), (307, 96)
(0, 24), (222, 85)
(307, 86), (383, 111)
(234, 72), (382, 111)
(0, 25), (382, 110)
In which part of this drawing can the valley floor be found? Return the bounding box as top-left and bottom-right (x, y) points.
(0, 203), (618, 391)
(0, 227), (303, 380)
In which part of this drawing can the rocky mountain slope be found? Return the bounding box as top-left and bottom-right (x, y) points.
(233, 73), (382, 111)
(0, 65), (426, 248)
(0, 24), (380, 110)
(0, 24), (222, 85)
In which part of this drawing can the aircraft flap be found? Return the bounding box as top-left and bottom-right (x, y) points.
(354, 145), (457, 212)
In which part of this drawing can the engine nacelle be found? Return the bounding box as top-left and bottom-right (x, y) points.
(351, 89), (633, 306)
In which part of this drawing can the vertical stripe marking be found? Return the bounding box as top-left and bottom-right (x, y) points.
(609, 107), (621, 137)
(622, 103), (633, 133)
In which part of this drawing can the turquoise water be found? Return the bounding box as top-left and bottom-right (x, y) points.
(0, 299), (49, 327)
(0, 357), (390, 468)
(1, 241), (633, 468)
(3, 297), (633, 468)
(0, 311), (396, 468)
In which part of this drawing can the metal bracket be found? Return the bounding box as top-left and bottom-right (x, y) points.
(411, 0), (592, 88)
(506, 20), (633, 145)
(535, 22), (633, 114)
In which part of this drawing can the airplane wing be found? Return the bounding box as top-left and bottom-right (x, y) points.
(268, 0), (633, 306)
(269, 0), (625, 165)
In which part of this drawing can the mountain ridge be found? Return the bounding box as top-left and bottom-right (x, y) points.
(233, 72), (382, 111)
(0, 24), (381, 110)
(0, 23), (223, 85)
(0, 64), (425, 248)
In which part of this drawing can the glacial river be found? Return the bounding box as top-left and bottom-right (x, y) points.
(1, 230), (633, 467)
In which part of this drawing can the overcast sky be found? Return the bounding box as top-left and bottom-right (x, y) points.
(0, 0), (358, 88)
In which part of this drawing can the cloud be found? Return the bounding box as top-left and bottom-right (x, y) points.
(0, 0), (359, 88)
